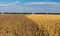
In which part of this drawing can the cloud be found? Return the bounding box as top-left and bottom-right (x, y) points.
(0, 3), (16, 7)
(24, 2), (60, 5)
(0, 1), (19, 7)
(13, 1), (19, 3)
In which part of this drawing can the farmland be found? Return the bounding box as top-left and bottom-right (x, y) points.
(0, 14), (60, 36)
(26, 14), (60, 36)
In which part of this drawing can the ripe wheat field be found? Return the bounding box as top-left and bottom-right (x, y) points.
(26, 14), (60, 36)
(0, 14), (60, 36)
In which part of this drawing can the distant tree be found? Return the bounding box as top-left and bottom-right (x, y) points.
(0, 12), (2, 14)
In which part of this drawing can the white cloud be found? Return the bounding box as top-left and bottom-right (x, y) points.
(0, 1), (19, 7)
(13, 1), (19, 3)
(0, 3), (16, 7)
(24, 2), (60, 5)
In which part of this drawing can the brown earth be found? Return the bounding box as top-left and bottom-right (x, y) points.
(0, 14), (40, 36)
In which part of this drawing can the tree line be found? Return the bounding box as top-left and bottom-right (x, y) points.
(0, 12), (60, 14)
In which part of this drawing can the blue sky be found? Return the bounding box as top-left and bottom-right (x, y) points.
(0, 0), (60, 13)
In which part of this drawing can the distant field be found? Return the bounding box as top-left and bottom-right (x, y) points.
(0, 14), (60, 36)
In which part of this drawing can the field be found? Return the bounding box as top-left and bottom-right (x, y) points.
(0, 14), (60, 36)
(26, 14), (60, 36)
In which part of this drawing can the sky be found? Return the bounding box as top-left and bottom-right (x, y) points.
(0, 0), (60, 13)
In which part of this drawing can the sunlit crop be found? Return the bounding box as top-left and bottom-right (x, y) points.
(26, 14), (60, 36)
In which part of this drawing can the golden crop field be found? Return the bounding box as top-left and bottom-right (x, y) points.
(0, 14), (60, 36)
(26, 14), (60, 36)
